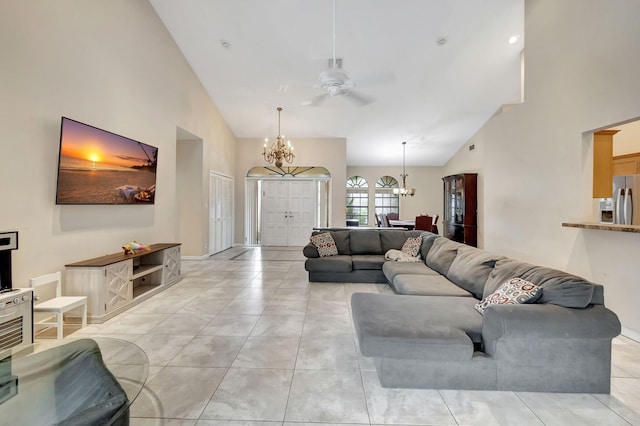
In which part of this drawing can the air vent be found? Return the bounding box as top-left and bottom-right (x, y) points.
(0, 317), (23, 350)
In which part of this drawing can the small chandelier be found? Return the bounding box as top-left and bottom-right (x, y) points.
(393, 141), (416, 197)
(263, 107), (294, 168)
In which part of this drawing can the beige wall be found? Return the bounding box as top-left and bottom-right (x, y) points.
(612, 119), (640, 156)
(0, 1), (236, 284)
(346, 166), (444, 226)
(234, 138), (347, 244)
(444, 0), (640, 337)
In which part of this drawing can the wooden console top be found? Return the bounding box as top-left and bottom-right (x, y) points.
(65, 243), (181, 268)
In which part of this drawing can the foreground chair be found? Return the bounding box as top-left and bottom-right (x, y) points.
(29, 271), (87, 339)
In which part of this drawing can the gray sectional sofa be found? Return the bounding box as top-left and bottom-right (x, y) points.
(303, 229), (424, 283)
(304, 229), (621, 393)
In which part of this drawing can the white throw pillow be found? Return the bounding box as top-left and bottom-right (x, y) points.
(310, 232), (338, 257)
(475, 277), (541, 314)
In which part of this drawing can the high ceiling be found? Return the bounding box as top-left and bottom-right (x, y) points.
(150, 0), (524, 166)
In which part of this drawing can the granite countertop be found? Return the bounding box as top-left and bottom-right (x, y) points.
(562, 222), (640, 233)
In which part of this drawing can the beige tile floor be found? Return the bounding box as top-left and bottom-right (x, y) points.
(42, 247), (640, 425)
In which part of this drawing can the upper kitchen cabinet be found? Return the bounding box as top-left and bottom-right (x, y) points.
(613, 152), (640, 176)
(593, 130), (618, 198)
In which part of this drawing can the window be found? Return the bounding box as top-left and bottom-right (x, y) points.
(346, 176), (369, 225)
(375, 176), (399, 218)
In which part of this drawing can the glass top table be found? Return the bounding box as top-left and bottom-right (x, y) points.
(0, 337), (148, 425)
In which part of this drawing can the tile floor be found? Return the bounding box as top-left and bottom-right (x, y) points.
(49, 247), (640, 425)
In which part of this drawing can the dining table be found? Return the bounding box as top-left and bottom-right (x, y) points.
(388, 219), (415, 230)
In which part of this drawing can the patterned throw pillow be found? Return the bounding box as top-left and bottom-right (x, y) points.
(310, 232), (338, 257)
(401, 236), (422, 257)
(474, 278), (541, 314)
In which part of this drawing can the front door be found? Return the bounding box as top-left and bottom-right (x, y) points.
(261, 180), (316, 246)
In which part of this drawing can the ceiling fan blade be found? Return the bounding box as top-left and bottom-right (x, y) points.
(343, 89), (374, 106)
(301, 93), (329, 107)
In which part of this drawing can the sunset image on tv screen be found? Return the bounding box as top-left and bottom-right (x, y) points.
(56, 117), (158, 204)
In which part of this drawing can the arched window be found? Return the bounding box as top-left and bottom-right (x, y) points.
(375, 176), (400, 219)
(346, 176), (369, 225)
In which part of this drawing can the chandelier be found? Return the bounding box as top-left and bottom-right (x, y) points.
(263, 107), (294, 168)
(393, 141), (416, 197)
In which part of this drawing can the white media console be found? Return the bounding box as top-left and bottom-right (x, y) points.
(65, 243), (181, 323)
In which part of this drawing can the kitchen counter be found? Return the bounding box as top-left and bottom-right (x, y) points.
(562, 222), (640, 233)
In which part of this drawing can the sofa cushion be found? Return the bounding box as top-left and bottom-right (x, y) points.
(401, 236), (422, 257)
(351, 293), (477, 360)
(331, 230), (351, 255)
(382, 261), (439, 283)
(485, 259), (596, 308)
(419, 232), (439, 260)
(352, 255), (387, 270)
(446, 246), (504, 299)
(350, 230), (382, 255)
(425, 237), (461, 275)
(475, 278), (541, 314)
(305, 255), (352, 272)
(391, 274), (474, 297)
(380, 230), (422, 252)
(310, 232), (338, 257)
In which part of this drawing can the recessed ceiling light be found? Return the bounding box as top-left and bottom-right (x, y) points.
(220, 39), (231, 49)
(508, 35), (520, 45)
(436, 36), (447, 46)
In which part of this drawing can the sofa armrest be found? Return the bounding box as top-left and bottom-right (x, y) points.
(303, 243), (319, 258)
(482, 303), (620, 355)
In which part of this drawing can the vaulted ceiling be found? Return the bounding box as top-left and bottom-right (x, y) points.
(150, 0), (524, 166)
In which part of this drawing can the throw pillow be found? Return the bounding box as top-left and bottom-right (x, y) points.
(401, 236), (422, 257)
(310, 232), (338, 257)
(474, 277), (541, 314)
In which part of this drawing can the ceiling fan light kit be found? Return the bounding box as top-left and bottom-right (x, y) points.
(263, 107), (294, 168)
(305, 0), (375, 107)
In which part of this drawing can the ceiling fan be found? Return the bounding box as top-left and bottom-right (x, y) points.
(305, 0), (374, 106)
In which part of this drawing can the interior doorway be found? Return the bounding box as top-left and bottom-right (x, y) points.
(244, 166), (332, 246)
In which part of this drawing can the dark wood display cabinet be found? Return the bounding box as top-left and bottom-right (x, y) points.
(442, 173), (477, 247)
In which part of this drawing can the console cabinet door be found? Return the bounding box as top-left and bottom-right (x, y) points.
(105, 260), (132, 313)
(162, 246), (181, 285)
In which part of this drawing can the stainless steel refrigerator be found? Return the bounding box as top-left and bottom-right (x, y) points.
(613, 175), (640, 225)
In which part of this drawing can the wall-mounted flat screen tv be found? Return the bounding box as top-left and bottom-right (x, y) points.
(56, 117), (158, 205)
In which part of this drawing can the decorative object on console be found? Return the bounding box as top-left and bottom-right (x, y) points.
(393, 142), (415, 197)
(122, 240), (151, 255)
(262, 107), (294, 168)
(474, 277), (541, 314)
(56, 117), (158, 205)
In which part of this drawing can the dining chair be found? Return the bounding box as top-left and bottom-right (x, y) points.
(431, 214), (440, 234)
(386, 212), (399, 221)
(374, 213), (382, 227)
(29, 271), (88, 339)
(414, 215), (434, 232)
(380, 214), (391, 227)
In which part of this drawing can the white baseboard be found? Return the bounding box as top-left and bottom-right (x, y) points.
(621, 327), (640, 343)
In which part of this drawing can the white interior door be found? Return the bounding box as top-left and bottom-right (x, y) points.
(261, 179), (316, 246)
(209, 172), (234, 254)
(262, 180), (290, 246)
(288, 180), (316, 246)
